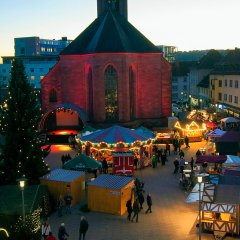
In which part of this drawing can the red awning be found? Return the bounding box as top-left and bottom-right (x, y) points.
(196, 155), (227, 164)
(204, 120), (217, 129)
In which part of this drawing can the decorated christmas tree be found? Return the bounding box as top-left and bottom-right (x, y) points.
(0, 59), (49, 183)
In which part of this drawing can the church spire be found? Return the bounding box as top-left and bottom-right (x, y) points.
(97, 0), (128, 19)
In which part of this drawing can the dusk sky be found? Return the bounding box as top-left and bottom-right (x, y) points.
(1, 0), (240, 60)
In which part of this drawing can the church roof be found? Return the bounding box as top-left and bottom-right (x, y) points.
(61, 10), (160, 55)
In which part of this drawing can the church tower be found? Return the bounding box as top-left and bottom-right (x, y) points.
(97, 0), (128, 19)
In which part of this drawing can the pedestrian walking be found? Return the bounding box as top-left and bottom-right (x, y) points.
(126, 199), (133, 221)
(46, 232), (56, 240)
(138, 192), (145, 210)
(185, 135), (190, 148)
(146, 193), (152, 213)
(190, 157), (194, 171)
(173, 158), (179, 174)
(79, 216), (89, 240)
(179, 157), (185, 174)
(58, 223), (69, 240)
(64, 193), (73, 214)
(179, 150), (185, 158)
(166, 143), (171, 156)
(134, 156), (139, 170)
(57, 194), (64, 217)
(131, 198), (140, 223)
(42, 220), (51, 240)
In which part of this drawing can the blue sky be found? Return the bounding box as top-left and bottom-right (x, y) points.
(0, 0), (240, 59)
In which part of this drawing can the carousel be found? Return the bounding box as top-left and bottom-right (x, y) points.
(76, 125), (154, 173)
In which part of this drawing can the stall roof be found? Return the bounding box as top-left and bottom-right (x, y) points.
(207, 128), (226, 137)
(215, 184), (240, 204)
(63, 154), (101, 169)
(41, 169), (85, 182)
(223, 155), (240, 166)
(217, 131), (240, 143)
(196, 155), (227, 164)
(88, 174), (134, 189)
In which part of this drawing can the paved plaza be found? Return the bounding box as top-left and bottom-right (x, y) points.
(45, 141), (238, 240)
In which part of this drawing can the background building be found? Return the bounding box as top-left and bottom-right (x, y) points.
(41, 0), (172, 130)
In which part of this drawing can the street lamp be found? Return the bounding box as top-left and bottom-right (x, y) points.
(197, 176), (203, 240)
(17, 178), (27, 223)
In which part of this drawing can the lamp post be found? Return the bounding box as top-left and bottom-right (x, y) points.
(197, 176), (203, 240)
(17, 178), (27, 223)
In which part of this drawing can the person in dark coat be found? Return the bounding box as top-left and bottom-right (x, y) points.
(131, 198), (140, 223)
(102, 158), (108, 174)
(185, 135), (190, 148)
(138, 192), (145, 210)
(190, 157), (194, 171)
(145, 193), (152, 213)
(173, 158), (179, 174)
(166, 143), (171, 156)
(126, 199), (133, 221)
(134, 156), (139, 170)
(79, 216), (89, 240)
(179, 150), (184, 158)
(58, 223), (69, 240)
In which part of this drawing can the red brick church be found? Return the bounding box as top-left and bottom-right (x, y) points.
(40, 0), (171, 130)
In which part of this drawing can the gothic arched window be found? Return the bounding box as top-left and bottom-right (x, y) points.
(49, 89), (57, 102)
(129, 66), (136, 119)
(87, 67), (93, 120)
(104, 65), (118, 121)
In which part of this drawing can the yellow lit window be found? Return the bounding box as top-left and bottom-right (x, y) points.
(31, 76), (35, 80)
(40, 76), (44, 80)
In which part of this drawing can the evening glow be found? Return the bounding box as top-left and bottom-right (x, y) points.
(0, 0), (240, 62)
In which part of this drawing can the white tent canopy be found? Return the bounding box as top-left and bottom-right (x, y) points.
(185, 183), (204, 203)
(207, 128), (226, 138)
(223, 155), (240, 166)
(221, 117), (240, 125)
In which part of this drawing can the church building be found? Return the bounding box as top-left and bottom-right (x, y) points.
(40, 0), (172, 130)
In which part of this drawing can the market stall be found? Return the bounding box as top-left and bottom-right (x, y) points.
(174, 120), (206, 142)
(40, 169), (85, 206)
(201, 183), (240, 235)
(112, 151), (134, 175)
(88, 174), (135, 215)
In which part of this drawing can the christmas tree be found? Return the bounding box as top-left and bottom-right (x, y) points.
(0, 59), (49, 183)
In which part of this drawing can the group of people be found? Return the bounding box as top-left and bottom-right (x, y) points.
(125, 178), (153, 223)
(56, 193), (73, 217)
(41, 216), (89, 240)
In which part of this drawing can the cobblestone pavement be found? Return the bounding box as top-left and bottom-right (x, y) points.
(45, 141), (238, 240)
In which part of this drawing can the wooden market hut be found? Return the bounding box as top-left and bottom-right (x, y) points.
(40, 169), (85, 206)
(201, 183), (240, 235)
(88, 174), (135, 215)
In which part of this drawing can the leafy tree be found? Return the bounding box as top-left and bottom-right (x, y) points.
(0, 59), (48, 183)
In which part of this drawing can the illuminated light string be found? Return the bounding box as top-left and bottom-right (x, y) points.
(174, 121), (207, 132)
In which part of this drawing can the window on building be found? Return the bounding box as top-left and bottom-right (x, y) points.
(172, 86), (178, 91)
(40, 76), (44, 80)
(183, 85), (187, 91)
(235, 80), (238, 88)
(234, 96), (238, 104)
(224, 94), (227, 101)
(30, 76), (35, 80)
(230, 80), (233, 87)
(30, 68), (34, 73)
(20, 47), (25, 55)
(224, 79), (227, 87)
(229, 95), (232, 103)
(2, 69), (6, 73)
(3, 76), (7, 81)
(218, 80), (222, 87)
(40, 68), (43, 72)
(104, 65), (118, 121)
(49, 89), (57, 102)
(218, 92), (222, 101)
